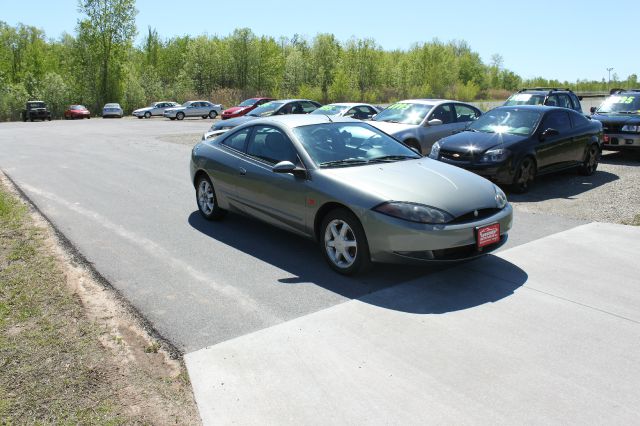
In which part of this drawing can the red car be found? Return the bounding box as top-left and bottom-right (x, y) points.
(221, 97), (274, 120)
(64, 105), (91, 119)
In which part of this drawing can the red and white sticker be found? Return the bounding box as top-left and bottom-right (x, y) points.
(476, 223), (500, 248)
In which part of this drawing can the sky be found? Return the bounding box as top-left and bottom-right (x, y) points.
(2, 0), (637, 82)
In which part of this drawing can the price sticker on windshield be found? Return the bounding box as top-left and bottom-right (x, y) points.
(476, 223), (500, 248)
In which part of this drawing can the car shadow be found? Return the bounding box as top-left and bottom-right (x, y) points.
(506, 169), (618, 202)
(188, 211), (527, 314)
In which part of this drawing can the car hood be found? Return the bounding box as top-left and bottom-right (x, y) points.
(591, 113), (640, 126)
(319, 158), (499, 217)
(438, 130), (528, 152)
(223, 106), (247, 114)
(213, 115), (258, 129)
(368, 121), (418, 136)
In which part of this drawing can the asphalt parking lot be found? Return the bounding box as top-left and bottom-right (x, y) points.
(0, 117), (636, 352)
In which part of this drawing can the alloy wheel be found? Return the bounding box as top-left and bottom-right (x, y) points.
(197, 179), (215, 215)
(324, 219), (358, 269)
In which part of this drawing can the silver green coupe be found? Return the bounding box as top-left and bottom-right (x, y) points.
(190, 115), (512, 275)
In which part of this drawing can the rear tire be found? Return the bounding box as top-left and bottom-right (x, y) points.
(320, 208), (371, 275)
(176, 112), (185, 121)
(195, 174), (227, 221)
(578, 144), (600, 176)
(511, 157), (536, 193)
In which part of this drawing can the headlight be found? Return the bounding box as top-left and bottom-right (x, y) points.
(621, 124), (640, 133)
(479, 148), (510, 163)
(373, 201), (453, 224)
(494, 186), (508, 209)
(429, 141), (441, 159)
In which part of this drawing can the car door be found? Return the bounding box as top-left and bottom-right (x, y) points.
(536, 110), (575, 171)
(568, 111), (593, 163)
(151, 103), (163, 116)
(234, 125), (308, 235)
(210, 127), (252, 209)
(420, 103), (458, 153)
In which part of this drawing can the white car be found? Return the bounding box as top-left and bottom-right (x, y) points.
(133, 101), (180, 119)
(163, 100), (223, 121)
(102, 103), (124, 118)
(311, 102), (380, 120)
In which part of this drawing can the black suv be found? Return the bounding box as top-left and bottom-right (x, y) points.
(504, 88), (583, 113)
(21, 101), (52, 122)
(589, 89), (640, 151)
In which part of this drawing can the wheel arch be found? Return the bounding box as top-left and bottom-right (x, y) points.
(193, 169), (210, 188)
(313, 201), (359, 242)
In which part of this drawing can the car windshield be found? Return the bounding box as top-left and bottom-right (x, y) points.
(373, 102), (433, 125)
(239, 98), (259, 107)
(247, 102), (283, 117)
(28, 102), (45, 109)
(504, 93), (545, 106)
(597, 94), (640, 114)
(468, 109), (542, 136)
(71, 105), (86, 110)
(105, 104), (119, 108)
(311, 104), (348, 116)
(182, 102), (192, 107)
(293, 122), (421, 167)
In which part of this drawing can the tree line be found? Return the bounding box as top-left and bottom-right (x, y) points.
(0, 0), (637, 121)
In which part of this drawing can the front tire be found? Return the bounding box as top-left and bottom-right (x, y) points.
(144, 111), (151, 119)
(511, 156), (536, 193)
(579, 144), (600, 176)
(196, 175), (226, 221)
(320, 208), (371, 275)
(209, 110), (218, 119)
(176, 112), (185, 121)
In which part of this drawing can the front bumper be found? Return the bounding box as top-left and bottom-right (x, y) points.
(163, 110), (180, 118)
(603, 133), (640, 150)
(363, 204), (513, 264)
(437, 157), (515, 185)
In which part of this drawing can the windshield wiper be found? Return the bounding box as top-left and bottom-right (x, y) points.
(319, 158), (369, 167)
(617, 111), (638, 114)
(368, 155), (419, 163)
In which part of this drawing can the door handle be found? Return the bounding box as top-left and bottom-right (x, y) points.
(239, 167), (247, 175)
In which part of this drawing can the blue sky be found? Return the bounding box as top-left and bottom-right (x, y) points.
(2, 0), (637, 82)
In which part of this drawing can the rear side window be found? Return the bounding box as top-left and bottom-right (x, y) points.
(542, 111), (572, 132)
(570, 111), (590, 127)
(454, 104), (480, 122)
(557, 94), (573, 110)
(300, 101), (319, 113)
(221, 128), (251, 152)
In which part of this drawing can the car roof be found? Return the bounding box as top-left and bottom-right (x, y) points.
(493, 105), (572, 113)
(395, 99), (459, 105)
(272, 99), (316, 104)
(246, 114), (358, 128)
(27, 100), (45, 103)
(325, 102), (370, 107)
(516, 88), (575, 94)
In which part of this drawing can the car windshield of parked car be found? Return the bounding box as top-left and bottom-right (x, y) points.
(71, 105), (86, 110)
(105, 103), (119, 108)
(373, 103), (433, 125)
(181, 102), (192, 107)
(597, 94), (640, 114)
(311, 105), (347, 116)
(468, 109), (542, 136)
(247, 102), (283, 117)
(28, 102), (45, 109)
(239, 98), (259, 107)
(504, 93), (545, 106)
(293, 122), (421, 167)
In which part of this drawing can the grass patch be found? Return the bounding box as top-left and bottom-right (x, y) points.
(623, 214), (640, 226)
(0, 187), (129, 423)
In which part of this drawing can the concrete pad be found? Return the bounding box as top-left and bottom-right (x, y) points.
(186, 223), (640, 425)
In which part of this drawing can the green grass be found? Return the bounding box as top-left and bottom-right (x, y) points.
(0, 187), (127, 423)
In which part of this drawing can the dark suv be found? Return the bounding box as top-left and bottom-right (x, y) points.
(504, 88), (583, 113)
(21, 101), (52, 122)
(589, 89), (640, 151)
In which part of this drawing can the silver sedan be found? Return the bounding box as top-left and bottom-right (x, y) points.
(102, 103), (123, 118)
(132, 101), (179, 118)
(164, 100), (223, 120)
(369, 99), (482, 155)
(190, 115), (512, 275)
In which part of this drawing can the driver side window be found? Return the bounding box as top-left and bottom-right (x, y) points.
(429, 105), (455, 124)
(247, 126), (300, 165)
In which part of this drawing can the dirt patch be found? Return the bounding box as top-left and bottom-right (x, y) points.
(0, 172), (200, 424)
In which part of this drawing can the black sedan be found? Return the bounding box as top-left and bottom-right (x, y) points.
(429, 106), (603, 192)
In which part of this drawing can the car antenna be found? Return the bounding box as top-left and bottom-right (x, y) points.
(324, 114), (333, 122)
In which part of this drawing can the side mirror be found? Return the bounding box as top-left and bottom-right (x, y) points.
(272, 161), (306, 177)
(427, 119), (443, 126)
(590, 106), (597, 114)
(540, 128), (559, 140)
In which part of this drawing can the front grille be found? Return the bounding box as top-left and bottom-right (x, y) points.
(449, 208), (502, 224)
(439, 149), (474, 162)
(603, 123), (623, 133)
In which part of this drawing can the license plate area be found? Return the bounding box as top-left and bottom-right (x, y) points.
(476, 223), (500, 249)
